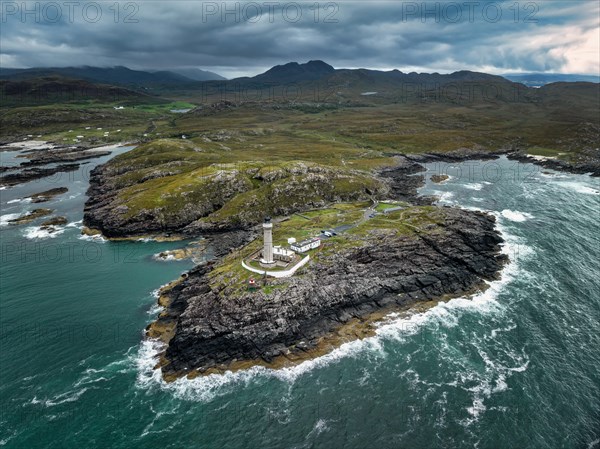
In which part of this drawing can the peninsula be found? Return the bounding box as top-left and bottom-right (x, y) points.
(82, 137), (510, 380)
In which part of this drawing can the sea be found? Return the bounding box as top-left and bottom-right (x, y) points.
(1, 147), (599, 449)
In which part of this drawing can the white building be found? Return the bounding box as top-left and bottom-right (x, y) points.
(273, 246), (294, 262)
(290, 237), (321, 253)
(260, 217), (275, 267)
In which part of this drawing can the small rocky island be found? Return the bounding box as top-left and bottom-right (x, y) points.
(154, 206), (506, 380)
(83, 139), (508, 380)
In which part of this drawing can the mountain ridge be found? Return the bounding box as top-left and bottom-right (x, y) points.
(0, 65), (223, 87)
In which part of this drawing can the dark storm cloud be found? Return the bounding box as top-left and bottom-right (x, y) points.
(1, 1), (598, 76)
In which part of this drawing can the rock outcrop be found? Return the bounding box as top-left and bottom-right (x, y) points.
(7, 208), (53, 225)
(30, 187), (69, 203)
(84, 154), (390, 237)
(507, 149), (600, 177)
(157, 207), (507, 379)
(0, 164), (79, 187)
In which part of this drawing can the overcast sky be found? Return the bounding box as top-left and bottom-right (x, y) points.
(1, 1), (598, 78)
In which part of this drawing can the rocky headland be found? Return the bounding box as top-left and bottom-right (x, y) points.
(153, 207), (507, 380)
(507, 148), (600, 177)
(79, 140), (518, 379)
(0, 141), (118, 187)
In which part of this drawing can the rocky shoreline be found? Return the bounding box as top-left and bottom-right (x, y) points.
(398, 147), (600, 178)
(152, 207), (507, 380)
(79, 143), (600, 380)
(0, 141), (126, 187)
(506, 150), (600, 177)
(0, 163), (80, 187)
(135, 149), (511, 381)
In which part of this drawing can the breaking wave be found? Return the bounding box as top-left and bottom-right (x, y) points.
(132, 219), (529, 406)
(500, 210), (534, 222)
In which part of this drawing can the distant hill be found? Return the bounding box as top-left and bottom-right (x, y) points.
(194, 60), (519, 104)
(0, 66), (196, 87)
(171, 68), (226, 81)
(3, 62), (597, 107)
(0, 76), (160, 106)
(503, 73), (600, 87)
(220, 60), (508, 87)
(249, 60), (336, 83)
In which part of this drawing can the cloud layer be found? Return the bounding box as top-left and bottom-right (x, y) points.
(1, 1), (598, 77)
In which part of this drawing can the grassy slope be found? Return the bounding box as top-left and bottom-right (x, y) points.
(160, 83), (598, 161)
(99, 139), (389, 229)
(209, 203), (444, 297)
(3, 80), (597, 235)
(0, 101), (196, 144)
(76, 80), (597, 234)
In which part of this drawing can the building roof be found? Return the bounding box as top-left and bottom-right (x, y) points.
(293, 237), (321, 246)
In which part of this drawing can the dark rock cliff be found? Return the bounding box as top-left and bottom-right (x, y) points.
(159, 207), (507, 378)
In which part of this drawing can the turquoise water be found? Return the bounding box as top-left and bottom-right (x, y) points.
(1, 154), (599, 449)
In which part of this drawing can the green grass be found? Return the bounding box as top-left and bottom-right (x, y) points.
(0, 101), (196, 143)
(524, 147), (565, 158)
(3, 78), (598, 162)
(375, 202), (402, 212)
(207, 202), (446, 296)
(128, 101), (196, 114)
(99, 140), (388, 229)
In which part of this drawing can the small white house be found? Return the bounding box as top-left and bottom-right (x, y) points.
(273, 246), (295, 262)
(287, 237), (297, 245)
(291, 237), (321, 253)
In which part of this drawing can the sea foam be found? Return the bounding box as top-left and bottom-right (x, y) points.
(0, 213), (21, 226)
(23, 226), (65, 239)
(133, 220), (530, 403)
(559, 182), (600, 196)
(500, 209), (534, 222)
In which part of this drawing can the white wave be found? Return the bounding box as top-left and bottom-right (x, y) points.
(153, 253), (177, 261)
(0, 430), (17, 447)
(432, 191), (455, 204)
(0, 213), (21, 226)
(78, 233), (107, 243)
(133, 220), (530, 403)
(133, 333), (387, 402)
(30, 387), (88, 407)
(7, 198), (31, 204)
(147, 303), (164, 316)
(463, 183), (484, 191)
(306, 418), (330, 438)
(73, 375), (109, 388)
(559, 182), (600, 196)
(151, 281), (176, 299)
(23, 226), (65, 239)
(66, 220), (83, 228)
(0, 186), (7, 190)
(540, 172), (566, 178)
(500, 210), (534, 222)
(376, 221), (528, 337)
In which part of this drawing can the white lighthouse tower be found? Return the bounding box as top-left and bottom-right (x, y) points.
(260, 217), (276, 267)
